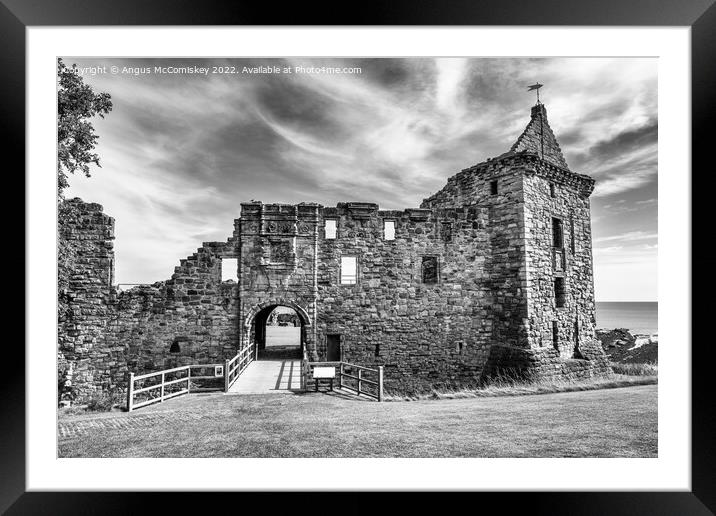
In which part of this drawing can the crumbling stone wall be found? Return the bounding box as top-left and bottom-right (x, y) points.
(104, 238), (240, 375)
(315, 203), (492, 392)
(58, 198), (241, 402)
(57, 198), (116, 402)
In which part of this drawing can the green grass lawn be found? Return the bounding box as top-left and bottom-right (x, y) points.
(58, 384), (657, 458)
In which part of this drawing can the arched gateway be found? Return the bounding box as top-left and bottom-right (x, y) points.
(243, 300), (312, 360)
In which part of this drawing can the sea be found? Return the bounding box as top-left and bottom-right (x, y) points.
(595, 302), (658, 335)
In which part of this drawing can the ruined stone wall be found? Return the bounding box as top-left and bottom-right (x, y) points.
(521, 166), (597, 357)
(104, 240), (240, 378)
(58, 197), (242, 401)
(318, 203), (492, 389)
(57, 198), (116, 402)
(314, 203), (492, 392)
(421, 157), (530, 348)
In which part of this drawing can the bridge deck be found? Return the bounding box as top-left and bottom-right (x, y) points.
(226, 359), (303, 394)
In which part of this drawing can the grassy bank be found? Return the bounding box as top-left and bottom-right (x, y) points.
(384, 373), (657, 401)
(610, 362), (658, 376)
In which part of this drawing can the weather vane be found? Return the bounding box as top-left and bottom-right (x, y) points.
(527, 83), (543, 104)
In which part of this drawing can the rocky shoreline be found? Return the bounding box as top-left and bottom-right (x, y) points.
(595, 328), (658, 364)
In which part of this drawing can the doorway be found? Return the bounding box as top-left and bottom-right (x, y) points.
(251, 305), (304, 360)
(326, 334), (342, 362)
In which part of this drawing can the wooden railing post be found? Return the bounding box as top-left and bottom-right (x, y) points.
(224, 359), (231, 392)
(127, 372), (134, 412)
(378, 366), (384, 402)
(357, 369), (363, 396)
(160, 372), (165, 402)
(187, 366), (191, 393)
(338, 363), (343, 390)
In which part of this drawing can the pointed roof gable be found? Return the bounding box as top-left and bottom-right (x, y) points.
(509, 103), (570, 170)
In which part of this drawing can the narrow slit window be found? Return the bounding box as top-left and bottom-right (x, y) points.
(552, 321), (559, 350)
(384, 220), (395, 240)
(552, 217), (564, 249)
(574, 319), (579, 347)
(554, 277), (566, 307)
(221, 258), (238, 282)
(570, 216), (576, 253)
(550, 183), (556, 198)
(340, 256), (357, 285)
(490, 180), (498, 195)
(325, 219), (337, 239)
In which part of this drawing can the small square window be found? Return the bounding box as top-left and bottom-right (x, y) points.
(325, 219), (337, 239)
(384, 220), (395, 240)
(490, 180), (498, 195)
(340, 256), (357, 284)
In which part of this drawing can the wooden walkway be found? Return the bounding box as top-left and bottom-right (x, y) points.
(226, 359), (303, 394)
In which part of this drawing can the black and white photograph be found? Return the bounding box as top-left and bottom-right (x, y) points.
(55, 56), (659, 459)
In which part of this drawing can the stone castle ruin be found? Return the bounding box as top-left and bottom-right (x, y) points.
(57, 103), (611, 402)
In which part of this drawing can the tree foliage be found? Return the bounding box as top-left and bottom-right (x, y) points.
(57, 58), (113, 197)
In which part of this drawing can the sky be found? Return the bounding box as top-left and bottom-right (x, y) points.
(63, 57), (658, 301)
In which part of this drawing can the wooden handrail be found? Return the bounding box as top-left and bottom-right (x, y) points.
(303, 360), (384, 401)
(128, 361), (225, 411)
(224, 342), (257, 392)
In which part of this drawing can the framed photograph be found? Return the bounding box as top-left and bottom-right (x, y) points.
(10, 0), (713, 513)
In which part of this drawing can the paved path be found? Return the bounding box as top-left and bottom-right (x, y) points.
(227, 359), (302, 394)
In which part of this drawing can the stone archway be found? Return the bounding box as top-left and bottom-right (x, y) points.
(244, 300), (311, 360)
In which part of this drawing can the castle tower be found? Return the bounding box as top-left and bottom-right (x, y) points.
(422, 102), (609, 377)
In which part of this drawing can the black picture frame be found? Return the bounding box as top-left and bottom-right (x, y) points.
(8, 0), (713, 513)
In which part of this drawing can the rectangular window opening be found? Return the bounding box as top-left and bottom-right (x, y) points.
(570, 216), (576, 253)
(384, 220), (395, 240)
(220, 258), (238, 282)
(422, 256), (438, 284)
(325, 219), (337, 239)
(552, 217), (564, 248)
(340, 256), (357, 285)
(550, 183), (556, 198)
(490, 180), (498, 195)
(554, 277), (566, 307)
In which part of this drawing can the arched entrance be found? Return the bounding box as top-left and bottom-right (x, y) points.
(249, 304), (307, 360)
